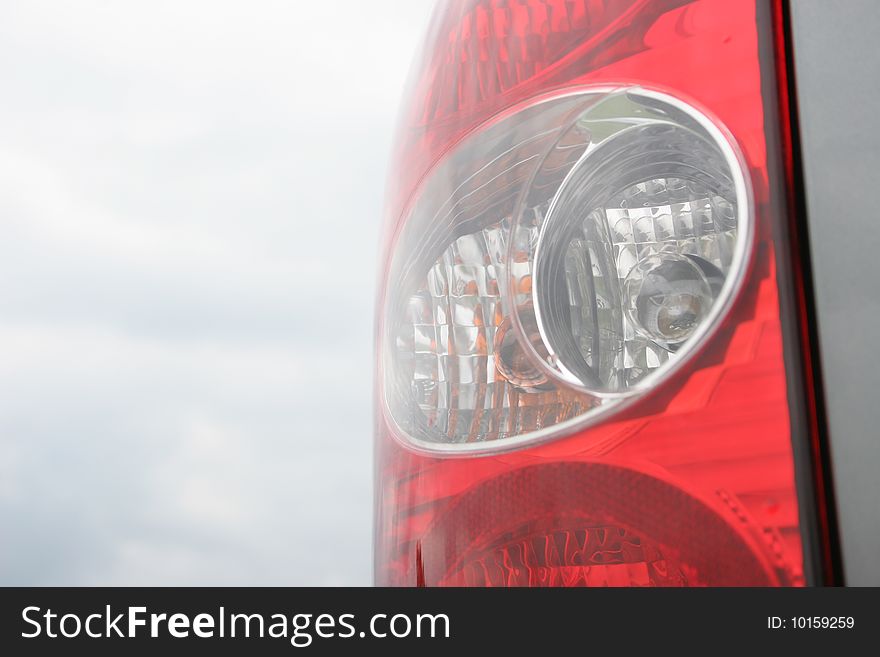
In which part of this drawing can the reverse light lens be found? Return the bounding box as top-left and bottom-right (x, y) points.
(383, 87), (750, 448)
(527, 89), (749, 394)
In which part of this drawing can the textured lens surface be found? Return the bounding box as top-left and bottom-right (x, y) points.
(386, 94), (597, 445)
(399, 222), (590, 443)
(385, 88), (749, 447)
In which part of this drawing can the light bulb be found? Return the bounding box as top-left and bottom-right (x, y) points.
(623, 254), (713, 348)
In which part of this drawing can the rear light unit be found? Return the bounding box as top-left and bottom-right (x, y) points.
(376, 0), (820, 586)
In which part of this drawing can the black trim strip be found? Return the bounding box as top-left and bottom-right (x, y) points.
(763, 0), (843, 585)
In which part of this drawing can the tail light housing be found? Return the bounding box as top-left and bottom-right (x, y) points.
(376, 0), (822, 586)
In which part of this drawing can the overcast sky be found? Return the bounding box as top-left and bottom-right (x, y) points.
(0, 0), (434, 585)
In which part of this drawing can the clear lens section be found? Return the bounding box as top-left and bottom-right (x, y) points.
(384, 88), (750, 448)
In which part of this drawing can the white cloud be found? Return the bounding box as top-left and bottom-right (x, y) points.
(0, 0), (434, 585)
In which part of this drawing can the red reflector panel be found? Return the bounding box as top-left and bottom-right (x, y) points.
(424, 463), (790, 587)
(377, 0), (805, 586)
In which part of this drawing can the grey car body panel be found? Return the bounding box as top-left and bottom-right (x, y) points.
(790, 0), (880, 585)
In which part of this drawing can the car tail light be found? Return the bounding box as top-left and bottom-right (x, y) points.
(376, 0), (823, 586)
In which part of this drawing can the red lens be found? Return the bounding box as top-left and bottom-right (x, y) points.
(377, 0), (808, 586)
